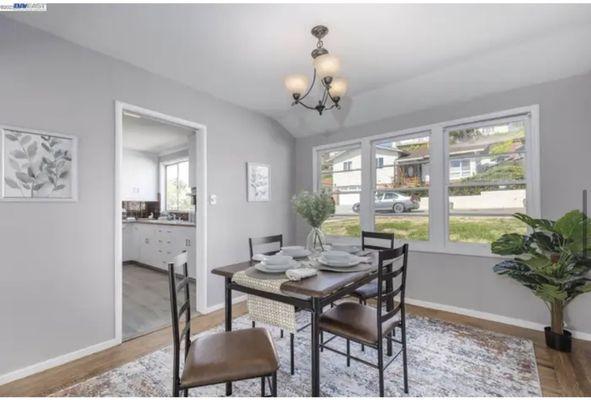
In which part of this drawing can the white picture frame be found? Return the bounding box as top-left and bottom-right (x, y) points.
(246, 162), (270, 202)
(1, 125), (78, 202)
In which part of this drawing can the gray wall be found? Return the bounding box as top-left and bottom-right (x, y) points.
(295, 71), (591, 336)
(0, 17), (295, 376)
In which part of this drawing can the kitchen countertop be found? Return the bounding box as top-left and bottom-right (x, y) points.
(123, 218), (195, 227)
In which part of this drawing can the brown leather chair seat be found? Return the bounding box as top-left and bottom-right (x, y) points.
(181, 328), (279, 387)
(319, 302), (400, 345)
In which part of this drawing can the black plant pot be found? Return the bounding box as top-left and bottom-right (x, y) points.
(544, 327), (572, 352)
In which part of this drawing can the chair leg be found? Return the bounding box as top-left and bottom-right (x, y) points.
(387, 332), (393, 357)
(359, 298), (365, 352)
(261, 376), (266, 397)
(320, 331), (323, 352)
(172, 382), (180, 397)
(290, 333), (295, 375)
(184, 389), (189, 397)
(402, 318), (409, 394)
(271, 372), (278, 397)
(280, 329), (284, 338)
(346, 339), (351, 367)
(378, 339), (384, 397)
(252, 320), (256, 328)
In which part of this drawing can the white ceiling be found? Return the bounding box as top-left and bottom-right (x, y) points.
(8, 4), (591, 137)
(123, 114), (193, 154)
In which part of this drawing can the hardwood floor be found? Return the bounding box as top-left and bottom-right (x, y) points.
(0, 302), (589, 397)
(123, 263), (197, 340)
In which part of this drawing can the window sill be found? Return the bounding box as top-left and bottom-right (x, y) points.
(326, 236), (504, 259)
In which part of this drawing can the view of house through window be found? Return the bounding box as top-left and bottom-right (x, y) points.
(373, 134), (430, 240)
(447, 120), (528, 243)
(318, 146), (362, 237)
(165, 160), (192, 212)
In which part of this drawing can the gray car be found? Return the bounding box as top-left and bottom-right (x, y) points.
(352, 191), (420, 214)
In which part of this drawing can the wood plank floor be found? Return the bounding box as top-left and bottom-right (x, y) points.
(0, 302), (589, 397)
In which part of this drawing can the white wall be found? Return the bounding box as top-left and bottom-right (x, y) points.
(295, 71), (591, 337)
(0, 17), (295, 378)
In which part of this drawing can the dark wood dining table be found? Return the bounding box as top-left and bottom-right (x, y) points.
(211, 260), (380, 397)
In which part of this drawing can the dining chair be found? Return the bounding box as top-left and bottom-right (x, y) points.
(168, 252), (279, 397)
(318, 244), (409, 397)
(248, 234), (305, 375)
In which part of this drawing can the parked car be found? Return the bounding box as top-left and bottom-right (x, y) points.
(352, 191), (420, 213)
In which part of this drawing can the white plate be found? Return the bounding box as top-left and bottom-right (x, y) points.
(255, 261), (298, 274)
(329, 244), (361, 254)
(278, 249), (311, 258)
(318, 256), (360, 268)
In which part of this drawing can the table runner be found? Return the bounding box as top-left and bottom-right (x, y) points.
(232, 270), (297, 333)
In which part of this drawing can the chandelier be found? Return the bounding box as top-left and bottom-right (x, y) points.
(284, 25), (347, 115)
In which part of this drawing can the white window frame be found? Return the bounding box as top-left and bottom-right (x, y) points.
(161, 157), (191, 212)
(312, 105), (540, 257)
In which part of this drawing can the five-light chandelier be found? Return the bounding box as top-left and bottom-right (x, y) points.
(284, 25), (347, 115)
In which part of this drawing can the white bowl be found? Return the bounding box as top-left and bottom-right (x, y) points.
(281, 246), (310, 257)
(263, 255), (293, 265)
(322, 250), (352, 263)
(331, 244), (361, 254)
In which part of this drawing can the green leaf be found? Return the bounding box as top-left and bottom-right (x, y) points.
(4, 133), (18, 141)
(20, 135), (31, 145)
(530, 231), (556, 252)
(15, 172), (33, 184)
(535, 283), (567, 303)
(4, 177), (19, 189)
(11, 150), (27, 159)
(519, 254), (552, 273)
(513, 213), (555, 232)
(27, 141), (38, 158)
(555, 210), (584, 240)
(491, 233), (527, 255)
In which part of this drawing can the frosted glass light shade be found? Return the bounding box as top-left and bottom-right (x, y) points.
(313, 54), (340, 80)
(329, 78), (348, 98)
(284, 74), (309, 96)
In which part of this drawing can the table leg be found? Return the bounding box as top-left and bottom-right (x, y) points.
(311, 297), (321, 397)
(225, 277), (233, 396)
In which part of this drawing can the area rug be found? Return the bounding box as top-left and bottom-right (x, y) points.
(52, 313), (541, 397)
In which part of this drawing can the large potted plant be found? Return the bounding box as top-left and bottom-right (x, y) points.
(292, 189), (335, 252)
(491, 210), (591, 352)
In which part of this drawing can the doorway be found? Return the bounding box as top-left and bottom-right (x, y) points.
(114, 102), (207, 343)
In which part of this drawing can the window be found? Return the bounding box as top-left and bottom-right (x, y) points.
(373, 134), (430, 241)
(446, 119), (528, 244)
(313, 106), (539, 256)
(317, 145), (361, 237)
(165, 160), (191, 212)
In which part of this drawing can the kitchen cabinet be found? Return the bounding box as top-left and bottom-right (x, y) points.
(124, 222), (195, 278)
(122, 149), (159, 201)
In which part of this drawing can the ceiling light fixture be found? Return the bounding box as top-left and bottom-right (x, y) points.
(284, 25), (347, 115)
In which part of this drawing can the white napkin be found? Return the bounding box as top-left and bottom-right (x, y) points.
(285, 267), (318, 281)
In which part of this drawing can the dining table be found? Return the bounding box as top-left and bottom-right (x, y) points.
(211, 254), (392, 397)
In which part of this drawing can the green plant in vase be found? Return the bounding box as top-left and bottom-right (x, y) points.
(491, 210), (591, 352)
(292, 189), (335, 252)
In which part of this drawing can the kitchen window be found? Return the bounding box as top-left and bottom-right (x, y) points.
(164, 160), (191, 212)
(313, 105), (540, 256)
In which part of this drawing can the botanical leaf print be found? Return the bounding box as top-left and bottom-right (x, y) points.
(3, 129), (73, 198)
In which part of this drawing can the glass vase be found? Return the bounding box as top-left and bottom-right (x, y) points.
(306, 227), (326, 253)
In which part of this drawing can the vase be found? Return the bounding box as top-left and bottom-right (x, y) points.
(306, 227), (326, 253)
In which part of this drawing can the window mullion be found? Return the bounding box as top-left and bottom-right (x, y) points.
(360, 139), (373, 232)
(429, 125), (446, 251)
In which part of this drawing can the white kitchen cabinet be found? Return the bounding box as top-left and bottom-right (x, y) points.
(122, 223), (139, 262)
(124, 222), (195, 278)
(122, 149), (159, 201)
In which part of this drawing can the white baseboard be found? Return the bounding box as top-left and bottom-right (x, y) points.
(203, 295), (247, 314)
(406, 297), (591, 342)
(0, 338), (119, 386)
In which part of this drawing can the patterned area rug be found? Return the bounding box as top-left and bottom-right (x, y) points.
(53, 313), (541, 397)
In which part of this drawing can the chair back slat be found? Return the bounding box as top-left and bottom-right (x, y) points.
(168, 251), (191, 388)
(249, 234), (283, 260)
(376, 244), (409, 337)
(362, 231), (394, 251)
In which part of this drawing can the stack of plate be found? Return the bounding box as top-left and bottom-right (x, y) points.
(329, 244), (361, 254)
(279, 246), (311, 258)
(318, 251), (361, 268)
(255, 255), (299, 274)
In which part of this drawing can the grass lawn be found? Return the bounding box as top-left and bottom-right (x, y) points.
(322, 215), (526, 243)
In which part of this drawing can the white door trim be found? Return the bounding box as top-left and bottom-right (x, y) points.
(114, 101), (208, 344)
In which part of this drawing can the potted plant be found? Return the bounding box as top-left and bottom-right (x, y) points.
(292, 189), (335, 252)
(491, 210), (591, 352)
